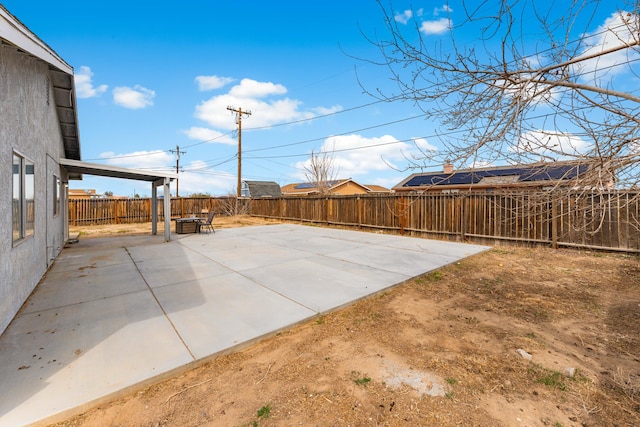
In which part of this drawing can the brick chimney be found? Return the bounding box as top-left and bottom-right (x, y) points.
(443, 162), (454, 174)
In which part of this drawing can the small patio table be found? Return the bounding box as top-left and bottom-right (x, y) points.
(175, 217), (201, 234)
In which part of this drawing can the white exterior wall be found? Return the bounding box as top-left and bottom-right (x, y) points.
(0, 43), (68, 335)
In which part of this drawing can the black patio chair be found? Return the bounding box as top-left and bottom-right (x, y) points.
(198, 211), (215, 234)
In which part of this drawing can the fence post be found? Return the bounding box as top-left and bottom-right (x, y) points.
(395, 196), (406, 236)
(460, 194), (466, 241)
(357, 195), (362, 229)
(115, 199), (121, 224)
(69, 199), (75, 226)
(551, 192), (559, 249)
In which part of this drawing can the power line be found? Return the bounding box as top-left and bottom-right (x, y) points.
(244, 114), (426, 154)
(82, 99), (395, 162)
(239, 98), (394, 132)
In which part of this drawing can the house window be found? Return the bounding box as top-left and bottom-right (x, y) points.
(53, 175), (60, 217)
(12, 152), (35, 243)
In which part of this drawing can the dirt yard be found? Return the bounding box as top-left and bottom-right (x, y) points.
(55, 217), (639, 427)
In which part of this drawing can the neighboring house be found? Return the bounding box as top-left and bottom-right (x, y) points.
(241, 180), (282, 198)
(281, 179), (387, 196)
(68, 189), (130, 199)
(393, 161), (596, 193)
(365, 184), (392, 194)
(68, 189), (102, 199)
(1, 6), (81, 334)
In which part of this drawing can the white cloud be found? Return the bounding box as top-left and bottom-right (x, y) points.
(467, 160), (494, 169)
(194, 78), (342, 130)
(178, 161), (237, 196)
(434, 5), (452, 16)
(394, 10), (413, 24)
(183, 127), (237, 145)
(370, 175), (406, 189)
(575, 11), (640, 80)
(229, 78), (287, 98)
(293, 134), (428, 180)
(113, 85), (155, 109)
(99, 150), (173, 170)
(420, 18), (451, 35)
(495, 74), (560, 105)
(412, 137), (439, 152)
(513, 130), (591, 160)
(195, 75), (235, 91)
(312, 105), (344, 115)
(98, 151), (236, 196)
(74, 66), (108, 98)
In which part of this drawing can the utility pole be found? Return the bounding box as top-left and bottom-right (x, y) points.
(227, 106), (251, 197)
(169, 145), (186, 197)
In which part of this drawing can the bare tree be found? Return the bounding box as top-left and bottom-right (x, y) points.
(304, 149), (339, 196)
(219, 194), (251, 216)
(364, 0), (640, 190)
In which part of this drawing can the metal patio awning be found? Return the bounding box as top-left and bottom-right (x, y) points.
(59, 158), (177, 182)
(59, 159), (178, 241)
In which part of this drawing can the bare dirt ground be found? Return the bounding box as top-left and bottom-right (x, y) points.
(56, 217), (639, 427)
(68, 215), (275, 238)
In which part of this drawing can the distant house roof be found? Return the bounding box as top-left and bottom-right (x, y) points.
(0, 5), (81, 166)
(365, 184), (392, 193)
(282, 179), (389, 196)
(281, 180), (345, 195)
(242, 181), (282, 198)
(68, 189), (101, 199)
(394, 162), (591, 192)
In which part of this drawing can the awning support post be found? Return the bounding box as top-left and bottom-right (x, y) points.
(164, 177), (171, 242)
(152, 177), (172, 242)
(151, 181), (158, 235)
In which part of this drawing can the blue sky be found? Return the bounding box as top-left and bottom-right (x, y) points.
(3, 1), (632, 196)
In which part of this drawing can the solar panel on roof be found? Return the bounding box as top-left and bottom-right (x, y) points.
(518, 164), (587, 181)
(295, 182), (316, 189)
(402, 164), (589, 187)
(294, 180), (342, 189)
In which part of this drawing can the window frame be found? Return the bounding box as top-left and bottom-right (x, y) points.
(12, 151), (35, 244)
(53, 174), (60, 217)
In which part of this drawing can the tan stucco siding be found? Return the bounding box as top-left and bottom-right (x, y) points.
(331, 182), (369, 195)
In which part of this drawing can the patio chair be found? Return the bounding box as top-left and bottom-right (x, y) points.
(198, 211), (215, 234)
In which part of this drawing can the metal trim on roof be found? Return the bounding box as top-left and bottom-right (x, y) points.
(60, 159), (177, 182)
(0, 5), (72, 74)
(1, 5), (81, 162)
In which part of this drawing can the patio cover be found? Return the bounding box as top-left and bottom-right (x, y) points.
(59, 158), (178, 241)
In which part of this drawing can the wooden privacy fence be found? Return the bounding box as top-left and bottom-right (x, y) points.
(68, 197), (248, 225)
(249, 191), (640, 253)
(67, 192), (640, 252)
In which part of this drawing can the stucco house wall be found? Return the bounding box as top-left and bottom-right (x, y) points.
(331, 181), (370, 195)
(0, 38), (69, 335)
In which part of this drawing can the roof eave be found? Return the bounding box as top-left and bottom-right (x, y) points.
(0, 5), (81, 164)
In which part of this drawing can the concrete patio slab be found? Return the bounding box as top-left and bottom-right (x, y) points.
(154, 273), (316, 360)
(21, 262), (148, 314)
(0, 224), (489, 426)
(0, 290), (193, 427)
(47, 247), (134, 272)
